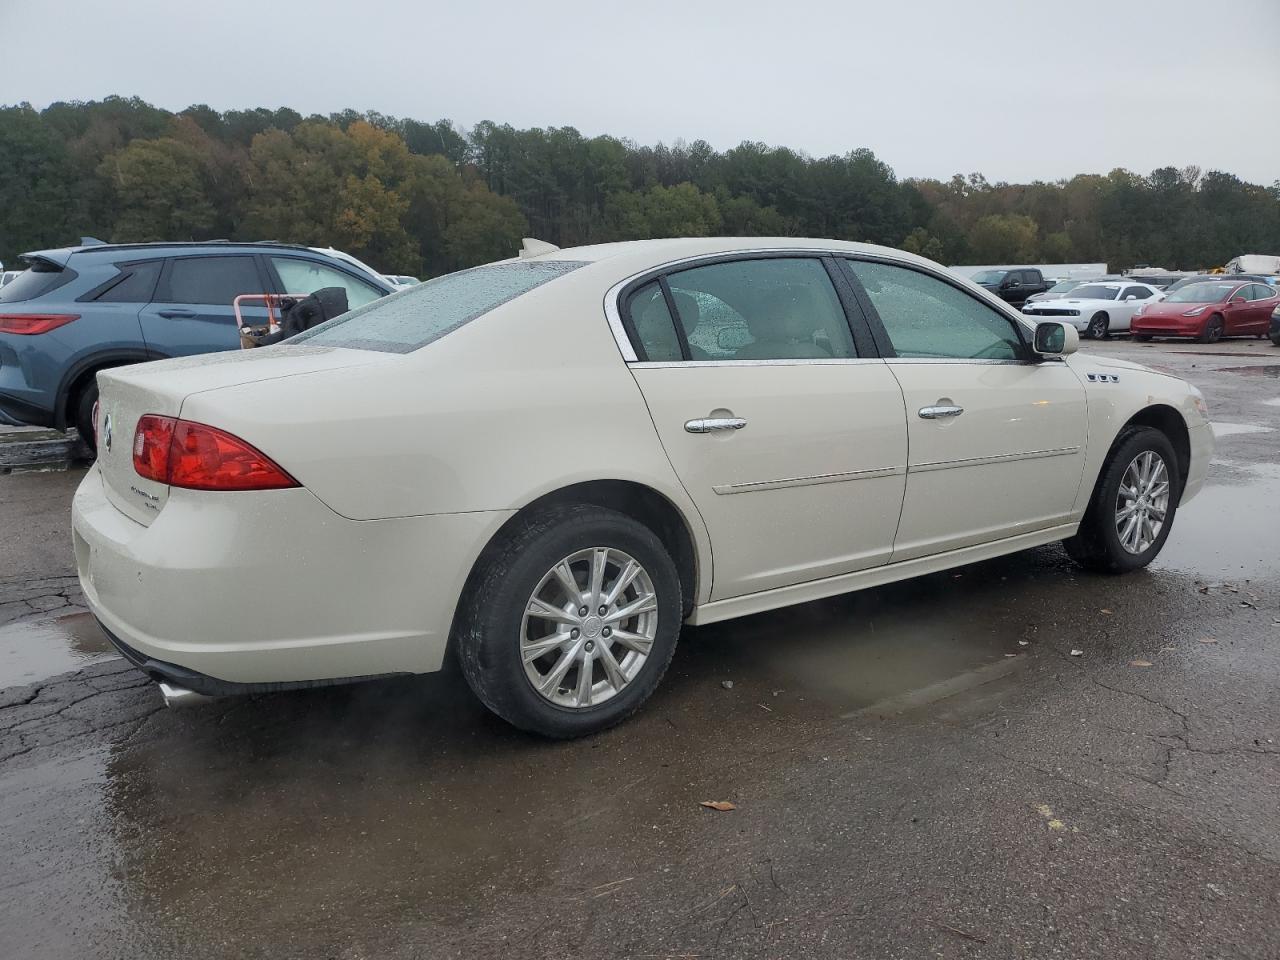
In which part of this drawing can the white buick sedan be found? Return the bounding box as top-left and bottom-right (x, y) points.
(72, 238), (1212, 737)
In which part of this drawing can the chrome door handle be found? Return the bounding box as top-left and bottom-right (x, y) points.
(685, 417), (747, 434)
(918, 405), (964, 419)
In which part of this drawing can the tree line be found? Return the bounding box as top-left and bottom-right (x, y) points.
(2, 96), (1277, 277)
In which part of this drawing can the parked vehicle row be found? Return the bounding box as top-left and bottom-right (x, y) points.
(71, 236), (1213, 736)
(0, 241), (394, 446)
(1021, 281), (1165, 338)
(1132, 279), (1279, 343)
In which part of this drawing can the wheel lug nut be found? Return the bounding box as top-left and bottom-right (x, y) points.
(584, 640), (595, 652)
(598, 605), (607, 615)
(602, 627), (612, 638)
(570, 628), (580, 639)
(579, 606), (589, 617)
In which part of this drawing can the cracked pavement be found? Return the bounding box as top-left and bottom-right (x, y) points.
(1, 339), (1278, 959)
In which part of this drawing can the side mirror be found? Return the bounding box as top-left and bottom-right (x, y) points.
(1229, 295), (1246, 305)
(1124, 294), (1138, 301)
(1033, 321), (1078, 358)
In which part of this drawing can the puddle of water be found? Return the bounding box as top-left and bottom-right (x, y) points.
(1262, 398), (1280, 407)
(0, 612), (118, 686)
(1211, 422), (1273, 438)
(1157, 473), (1280, 579)
(1217, 365), (1280, 378)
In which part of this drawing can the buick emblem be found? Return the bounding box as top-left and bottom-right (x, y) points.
(103, 413), (113, 453)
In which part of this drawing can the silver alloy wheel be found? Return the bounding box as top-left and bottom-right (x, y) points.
(1115, 450), (1170, 554)
(520, 547), (658, 709)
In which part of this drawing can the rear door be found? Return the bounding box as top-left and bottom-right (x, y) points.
(622, 255), (909, 601)
(1245, 284), (1278, 333)
(138, 254), (273, 357)
(841, 257), (1088, 562)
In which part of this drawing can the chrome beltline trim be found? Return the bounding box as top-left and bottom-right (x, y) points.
(632, 357), (884, 369)
(910, 446), (1082, 473)
(712, 465), (905, 495)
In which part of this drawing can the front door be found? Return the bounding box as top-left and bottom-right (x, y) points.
(139, 255), (273, 357)
(623, 256), (909, 601)
(840, 257), (1088, 562)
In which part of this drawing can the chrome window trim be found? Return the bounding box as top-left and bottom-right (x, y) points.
(602, 246), (922, 364)
(630, 357), (887, 369)
(884, 357), (1027, 366)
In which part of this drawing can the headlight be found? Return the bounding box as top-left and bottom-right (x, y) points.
(1182, 305), (1208, 317)
(1068, 309), (1080, 317)
(1191, 389), (1209, 421)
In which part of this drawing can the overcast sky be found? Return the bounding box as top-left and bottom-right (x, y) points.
(2, 0), (1278, 185)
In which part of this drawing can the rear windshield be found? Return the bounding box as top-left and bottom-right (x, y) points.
(292, 261), (583, 353)
(0, 262), (75, 303)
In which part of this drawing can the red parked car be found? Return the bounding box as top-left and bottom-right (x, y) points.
(1131, 279), (1279, 343)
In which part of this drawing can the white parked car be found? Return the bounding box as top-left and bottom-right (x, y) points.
(383, 274), (421, 289)
(72, 238), (1212, 737)
(1021, 281), (1164, 339)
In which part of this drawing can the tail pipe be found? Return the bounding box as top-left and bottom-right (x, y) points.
(158, 681), (212, 709)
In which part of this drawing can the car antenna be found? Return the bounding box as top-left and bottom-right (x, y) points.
(519, 238), (560, 259)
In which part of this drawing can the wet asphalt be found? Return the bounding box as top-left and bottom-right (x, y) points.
(1, 339), (1278, 959)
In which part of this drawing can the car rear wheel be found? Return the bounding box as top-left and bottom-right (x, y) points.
(74, 380), (98, 454)
(1199, 314), (1224, 344)
(1063, 426), (1180, 574)
(1086, 313), (1109, 339)
(455, 504), (681, 738)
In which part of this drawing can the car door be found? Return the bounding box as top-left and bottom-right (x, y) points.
(1115, 285), (1154, 330)
(138, 254), (273, 357)
(1244, 284), (1277, 333)
(1220, 284), (1253, 335)
(622, 255), (909, 601)
(840, 257), (1088, 563)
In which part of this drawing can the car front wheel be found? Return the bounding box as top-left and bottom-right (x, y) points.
(455, 504), (681, 738)
(1200, 314), (1224, 344)
(1063, 426), (1180, 573)
(1086, 313), (1109, 339)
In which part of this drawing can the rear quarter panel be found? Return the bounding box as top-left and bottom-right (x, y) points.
(177, 266), (716, 601)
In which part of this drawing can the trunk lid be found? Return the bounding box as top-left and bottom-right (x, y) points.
(94, 345), (390, 525)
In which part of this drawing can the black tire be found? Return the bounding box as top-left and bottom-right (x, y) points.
(455, 504), (681, 738)
(1134, 334), (1153, 342)
(1199, 314), (1224, 344)
(1063, 426), (1181, 574)
(1270, 333), (1280, 347)
(1086, 313), (1109, 339)
(73, 379), (98, 454)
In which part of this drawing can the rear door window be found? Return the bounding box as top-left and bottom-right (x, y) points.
(663, 257), (857, 361)
(293, 260), (582, 353)
(157, 256), (266, 305)
(268, 256), (385, 309)
(0, 262), (76, 303)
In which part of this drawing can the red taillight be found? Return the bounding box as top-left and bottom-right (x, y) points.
(0, 313), (80, 335)
(132, 415), (299, 491)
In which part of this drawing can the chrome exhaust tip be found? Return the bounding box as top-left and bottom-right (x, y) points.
(158, 681), (211, 709)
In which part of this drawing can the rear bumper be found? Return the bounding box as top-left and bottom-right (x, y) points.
(72, 464), (513, 685)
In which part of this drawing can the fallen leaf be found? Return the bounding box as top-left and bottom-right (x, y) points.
(1004, 653), (1018, 658)
(757, 703), (773, 713)
(1070, 649), (1084, 657)
(700, 800), (736, 812)
(1100, 609), (1113, 615)
(720, 680), (734, 690)
(1018, 640), (1030, 646)
(1241, 600), (1257, 609)
(1197, 585), (1210, 594)
(1048, 819), (1066, 831)
(1130, 660), (1153, 667)
(1198, 638), (1219, 644)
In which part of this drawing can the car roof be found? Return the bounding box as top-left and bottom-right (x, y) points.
(519, 236), (946, 275)
(22, 240), (343, 269)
